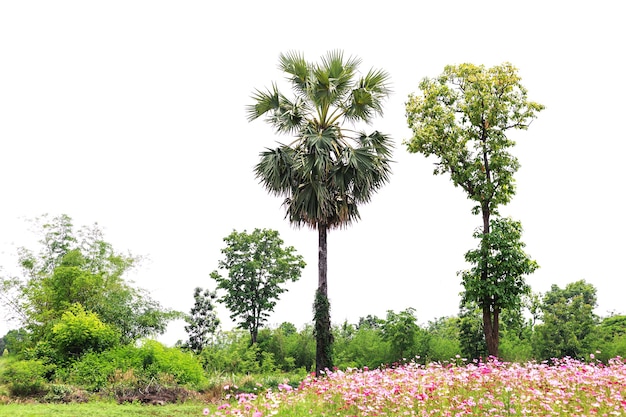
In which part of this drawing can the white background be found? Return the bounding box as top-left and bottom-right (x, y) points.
(1, 1), (624, 344)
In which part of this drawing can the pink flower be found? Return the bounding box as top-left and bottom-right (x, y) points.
(203, 408), (209, 415)
(253, 411), (262, 417)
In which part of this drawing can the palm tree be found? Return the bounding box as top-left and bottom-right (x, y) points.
(247, 50), (393, 375)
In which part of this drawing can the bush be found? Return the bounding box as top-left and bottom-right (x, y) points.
(50, 303), (119, 362)
(0, 359), (49, 397)
(66, 340), (206, 391)
(427, 336), (462, 362)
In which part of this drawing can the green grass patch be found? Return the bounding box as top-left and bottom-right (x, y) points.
(0, 402), (205, 417)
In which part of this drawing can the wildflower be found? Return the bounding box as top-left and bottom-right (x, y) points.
(203, 408), (210, 415)
(253, 410), (262, 417)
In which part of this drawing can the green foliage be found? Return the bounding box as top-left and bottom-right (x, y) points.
(0, 358), (50, 396)
(0, 328), (30, 355)
(405, 62), (544, 215)
(1, 215), (178, 348)
(461, 218), (538, 312)
(211, 229), (305, 345)
(50, 303), (119, 362)
(459, 217), (538, 357)
(458, 304), (487, 360)
(597, 314), (626, 340)
(286, 325), (316, 372)
(313, 289), (333, 371)
(200, 326), (316, 375)
(43, 383), (81, 403)
(183, 287), (220, 353)
(248, 51), (393, 231)
(532, 280), (599, 360)
(65, 341), (206, 391)
(425, 317), (462, 362)
(381, 308), (422, 362)
(333, 323), (389, 369)
(499, 333), (533, 362)
(199, 330), (261, 374)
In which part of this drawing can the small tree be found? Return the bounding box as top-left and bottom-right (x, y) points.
(381, 308), (421, 362)
(210, 229), (305, 345)
(184, 287), (220, 353)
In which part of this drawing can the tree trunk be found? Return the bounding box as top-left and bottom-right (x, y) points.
(480, 202), (499, 357)
(482, 303), (499, 357)
(314, 224), (332, 376)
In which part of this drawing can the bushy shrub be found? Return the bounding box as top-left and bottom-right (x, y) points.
(427, 336), (462, 362)
(65, 350), (118, 391)
(135, 340), (206, 386)
(499, 335), (533, 362)
(66, 340), (206, 391)
(594, 335), (626, 363)
(0, 359), (49, 396)
(50, 303), (119, 362)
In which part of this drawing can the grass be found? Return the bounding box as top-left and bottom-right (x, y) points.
(0, 402), (204, 416)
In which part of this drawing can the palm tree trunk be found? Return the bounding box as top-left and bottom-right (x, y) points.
(314, 224), (332, 375)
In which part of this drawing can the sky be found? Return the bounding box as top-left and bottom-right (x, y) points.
(1, 1), (624, 345)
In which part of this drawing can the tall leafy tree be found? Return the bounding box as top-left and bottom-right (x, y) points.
(210, 229), (305, 345)
(184, 287), (220, 353)
(404, 63), (544, 356)
(248, 50), (393, 374)
(459, 217), (538, 356)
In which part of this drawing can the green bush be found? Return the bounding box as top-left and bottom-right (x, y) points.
(427, 336), (462, 362)
(50, 303), (119, 362)
(0, 359), (49, 397)
(65, 350), (117, 391)
(135, 340), (206, 386)
(66, 340), (206, 391)
(499, 335), (533, 362)
(594, 335), (626, 363)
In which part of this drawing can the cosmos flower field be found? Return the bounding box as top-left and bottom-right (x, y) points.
(206, 357), (626, 416)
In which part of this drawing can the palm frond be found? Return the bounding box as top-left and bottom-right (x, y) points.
(246, 84), (280, 122)
(254, 146), (296, 195)
(279, 51), (309, 96)
(344, 69), (391, 123)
